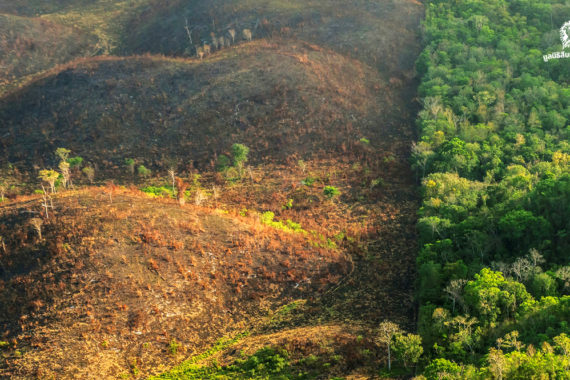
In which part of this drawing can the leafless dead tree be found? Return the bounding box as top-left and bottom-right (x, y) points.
(184, 18), (193, 45)
(175, 178), (189, 206)
(29, 218), (44, 241)
(196, 46), (205, 59)
(228, 28), (236, 44)
(210, 32), (219, 50)
(242, 28), (252, 42)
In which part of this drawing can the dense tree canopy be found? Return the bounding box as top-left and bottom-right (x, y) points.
(415, 0), (570, 376)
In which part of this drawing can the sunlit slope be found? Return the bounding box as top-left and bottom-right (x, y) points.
(0, 40), (391, 170)
(0, 189), (348, 378)
(0, 13), (95, 91)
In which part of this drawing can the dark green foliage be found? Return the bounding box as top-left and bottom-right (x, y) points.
(216, 154), (231, 172)
(415, 0), (570, 376)
(529, 272), (558, 298)
(67, 156), (83, 168)
(418, 261), (443, 304)
(230, 143), (249, 167)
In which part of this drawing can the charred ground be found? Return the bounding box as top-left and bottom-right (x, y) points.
(0, 0), (423, 378)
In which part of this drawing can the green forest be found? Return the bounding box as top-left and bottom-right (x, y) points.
(413, 0), (570, 378)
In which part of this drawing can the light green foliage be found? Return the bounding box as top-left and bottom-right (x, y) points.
(38, 169), (60, 192)
(137, 165), (151, 178)
(82, 166), (95, 183)
(423, 358), (462, 380)
(463, 269), (532, 326)
(150, 334), (298, 379)
(55, 147), (71, 162)
(282, 199), (293, 210)
(169, 339), (180, 356)
(151, 333), (249, 379)
(301, 176), (316, 186)
(392, 333), (423, 368)
(260, 212), (305, 234)
(141, 186), (175, 198)
(323, 186), (340, 199)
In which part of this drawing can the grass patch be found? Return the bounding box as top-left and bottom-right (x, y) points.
(261, 212), (306, 234)
(141, 186), (175, 198)
(152, 347), (296, 380)
(151, 332), (250, 379)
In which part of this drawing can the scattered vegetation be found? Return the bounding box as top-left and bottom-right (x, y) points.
(0, 0), (425, 378)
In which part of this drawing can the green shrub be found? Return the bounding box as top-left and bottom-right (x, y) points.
(169, 339), (180, 355)
(231, 143), (249, 167)
(137, 165), (151, 178)
(216, 154), (231, 172)
(141, 186), (174, 198)
(323, 185), (341, 199)
(67, 156), (83, 168)
(301, 176), (316, 186)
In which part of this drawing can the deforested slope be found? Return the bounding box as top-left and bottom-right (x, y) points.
(0, 188), (349, 378)
(124, 0), (422, 75)
(0, 13), (95, 92)
(0, 40), (392, 171)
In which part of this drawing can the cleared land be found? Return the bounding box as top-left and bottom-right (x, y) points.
(0, 0), (424, 378)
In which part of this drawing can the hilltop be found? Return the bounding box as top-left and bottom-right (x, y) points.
(124, 0), (422, 75)
(0, 40), (397, 172)
(0, 13), (95, 92)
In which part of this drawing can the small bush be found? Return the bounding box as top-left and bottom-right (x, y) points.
(141, 186), (175, 198)
(323, 186), (341, 199)
(169, 339), (180, 355)
(67, 156), (83, 168)
(231, 143), (249, 167)
(301, 176), (316, 186)
(216, 154), (231, 172)
(137, 165), (151, 178)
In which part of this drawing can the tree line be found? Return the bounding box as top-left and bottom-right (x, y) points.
(411, 0), (570, 378)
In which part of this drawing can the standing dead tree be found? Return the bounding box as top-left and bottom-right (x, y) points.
(40, 185), (53, 219)
(175, 178), (189, 206)
(29, 218), (44, 241)
(242, 28), (252, 42)
(168, 168), (176, 193)
(196, 46), (205, 59)
(228, 28), (236, 44)
(375, 321), (401, 371)
(184, 18), (193, 45)
(210, 32), (219, 50)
